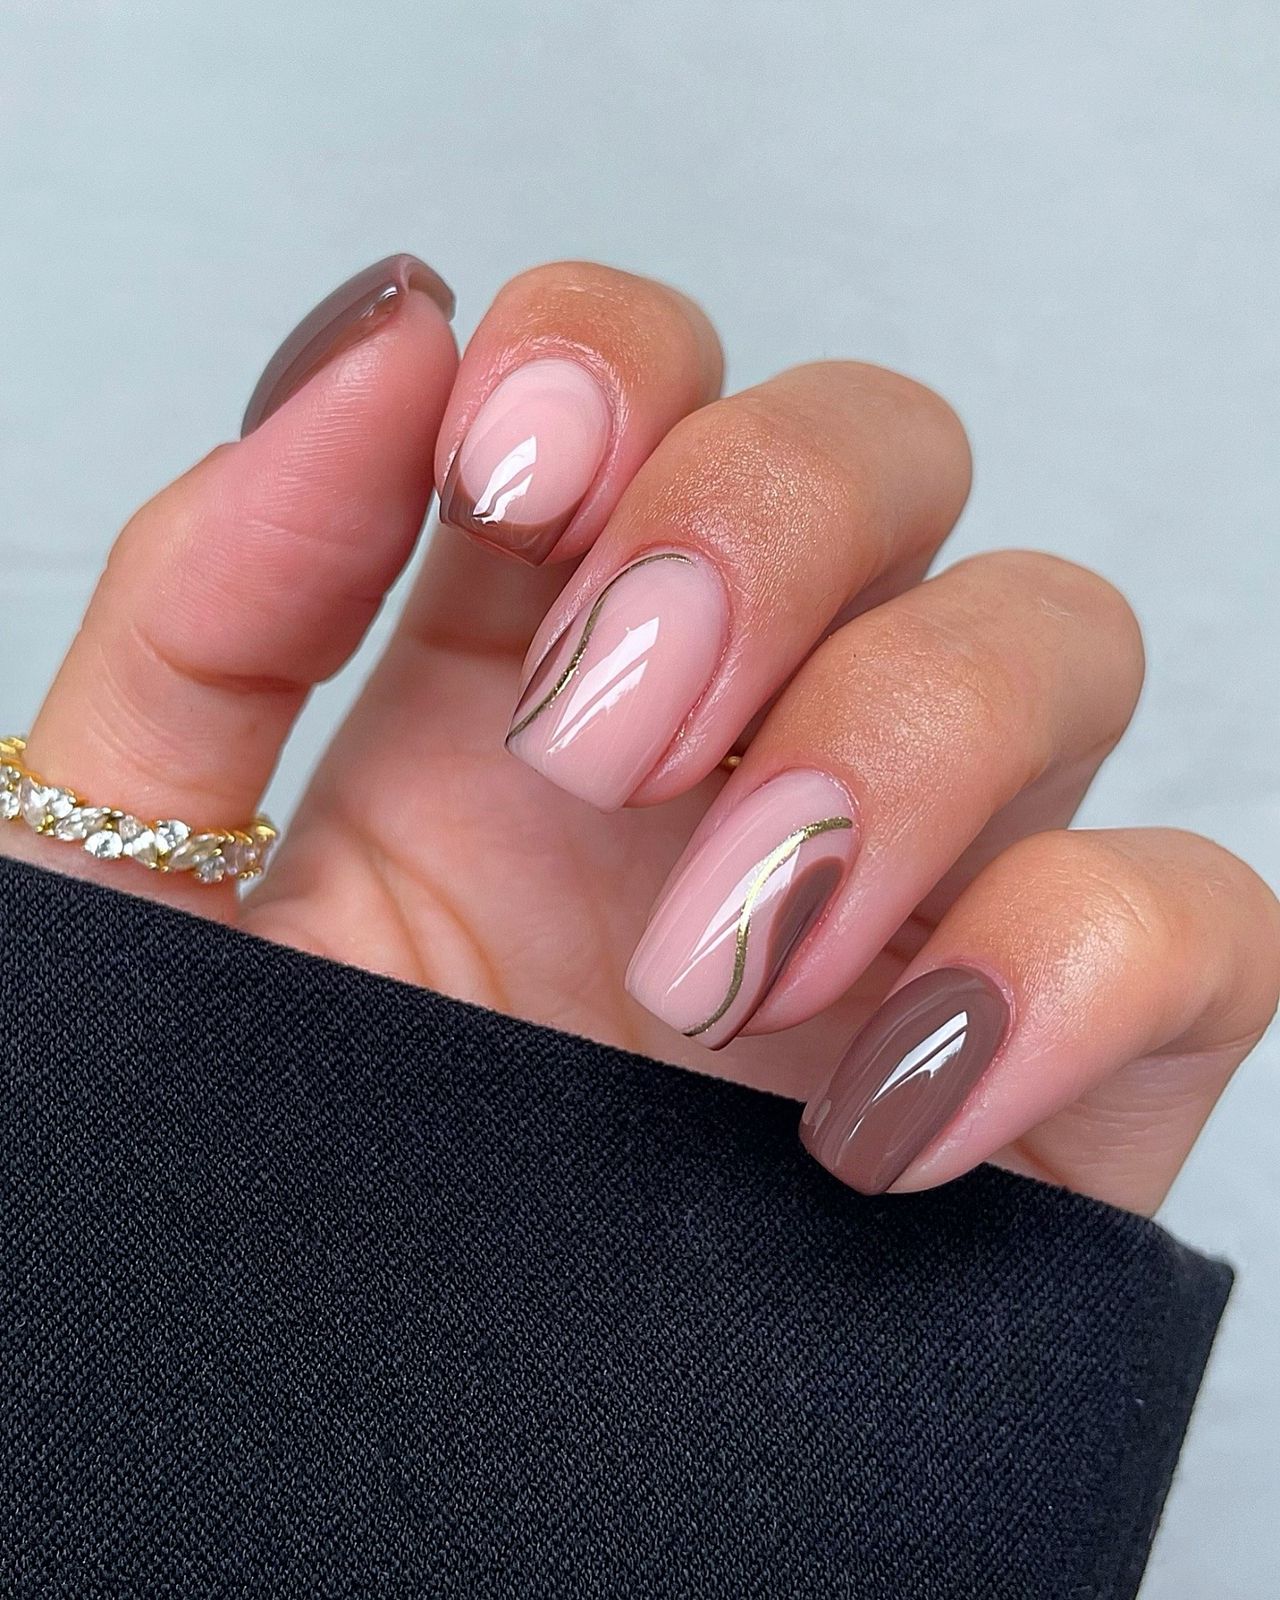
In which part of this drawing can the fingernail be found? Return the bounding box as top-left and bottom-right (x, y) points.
(801, 968), (1010, 1194)
(506, 550), (727, 810)
(241, 253), (455, 437)
(440, 358), (612, 565)
(626, 771), (857, 1048)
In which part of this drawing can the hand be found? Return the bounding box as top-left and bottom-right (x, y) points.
(4, 255), (1276, 1214)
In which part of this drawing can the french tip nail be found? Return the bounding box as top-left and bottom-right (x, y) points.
(435, 358), (610, 563)
(240, 252), (454, 437)
(451, 527), (554, 568)
(440, 478), (559, 568)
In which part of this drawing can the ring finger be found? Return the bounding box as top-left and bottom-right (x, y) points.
(801, 825), (1280, 1211)
(625, 549), (1146, 1050)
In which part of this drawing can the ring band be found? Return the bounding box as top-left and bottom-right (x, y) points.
(0, 735), (278, 886)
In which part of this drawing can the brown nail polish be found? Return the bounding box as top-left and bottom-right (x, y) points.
(241, 253), (454, 437)
(800, 968), (1010, 1195)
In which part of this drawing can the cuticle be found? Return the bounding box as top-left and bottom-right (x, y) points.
(749, 765), (861, 830)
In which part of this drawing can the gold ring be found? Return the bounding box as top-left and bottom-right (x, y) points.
(0, 735), (278, 886)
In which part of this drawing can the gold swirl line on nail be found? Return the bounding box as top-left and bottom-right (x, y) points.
(683, 815), (853, 1039)
(506, 552), (694, 741)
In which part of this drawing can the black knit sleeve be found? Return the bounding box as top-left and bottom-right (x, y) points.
(0, 856), (1231, 1599)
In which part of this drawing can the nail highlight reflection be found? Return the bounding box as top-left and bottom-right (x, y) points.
(440, 358), (612, 564)
(801, 967), (1010, 1194)
(627, 771), (857, 1048)
(506, 550), (727, 810)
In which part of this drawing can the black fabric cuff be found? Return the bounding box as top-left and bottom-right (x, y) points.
(0, 858), (1231, 1598)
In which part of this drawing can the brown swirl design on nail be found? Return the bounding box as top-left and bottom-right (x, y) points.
(507, 552), (694, 741)
(684, 815), (853, 1038)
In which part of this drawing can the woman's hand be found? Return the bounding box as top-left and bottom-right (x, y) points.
(4, 255), (1277, 1214)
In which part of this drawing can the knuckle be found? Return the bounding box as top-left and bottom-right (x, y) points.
(884, 602), (1028, 747)
(777, 360), (972, 488)
(491, 260), (696, 339)
(499, 259), (630, 300)
(1002, 830), (1178, 959)
(649, 361), (972, 569)
(945, 549), (1146, 731)
(953, 549), (1136, 633)
(111, 482), (370, 695)
(481, 263), (718, 394)
(720, 387), (838, 468)
(1164, 830), (1280, 996)
(806, 603), (1033, 799)
(778, 359), (965, 427)
(670, 392), (864, 524)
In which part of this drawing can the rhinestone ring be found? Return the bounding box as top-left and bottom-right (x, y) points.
(0, 735), (278, 886)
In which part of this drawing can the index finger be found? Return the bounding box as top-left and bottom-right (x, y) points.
(434, 260), (724, 566)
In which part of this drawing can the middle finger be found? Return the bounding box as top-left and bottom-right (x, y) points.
(504, 360), (972, 811)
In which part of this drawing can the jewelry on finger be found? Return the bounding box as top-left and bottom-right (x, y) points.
(0, 735), (278, 886)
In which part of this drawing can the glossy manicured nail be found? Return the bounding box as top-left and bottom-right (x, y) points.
(241, 253), (455, 436)
(439, 358), (612, 565)
(626, 771), (857, 1048)
(801, 968), (1010, 1194)
(506, 550), (727, 810)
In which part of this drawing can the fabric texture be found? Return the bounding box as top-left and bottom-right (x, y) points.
(0, 857), (1231, 1598)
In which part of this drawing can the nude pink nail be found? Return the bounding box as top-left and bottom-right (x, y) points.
(440, 358), (612, 564)
(506, 550), (728, 810)
(626, 771), (857, 1048)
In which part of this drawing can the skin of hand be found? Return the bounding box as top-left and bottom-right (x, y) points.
(3, 255), (1277, 1217)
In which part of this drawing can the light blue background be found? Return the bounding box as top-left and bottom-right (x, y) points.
(1, 5), (1276, 1591)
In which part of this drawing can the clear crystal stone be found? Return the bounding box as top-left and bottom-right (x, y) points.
(195, 855), (227, 885)
(46, 788), (75, 821)
(167, 833), (220, 871)
(19, 777), (51, 829)
(154, 819), (191, 856)
(221, 839), (257, 877)
(0, 764), (20, 787)
(52, 806), (111, 842)
(121, 827), (160, 867)
(0, 789), (19, 821)
(84, 828), (124, 861)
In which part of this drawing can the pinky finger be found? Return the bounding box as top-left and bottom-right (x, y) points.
(801, 828), (1280, 1214)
